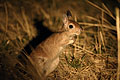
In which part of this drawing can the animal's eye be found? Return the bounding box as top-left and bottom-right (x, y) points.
(69, 25), (73, 29)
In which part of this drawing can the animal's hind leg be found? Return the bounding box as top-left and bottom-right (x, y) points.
(45, 57), (59, 76)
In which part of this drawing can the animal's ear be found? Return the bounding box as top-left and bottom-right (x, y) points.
(62, 10), (72, 24)
(62, 14), (69, 25)
(67, 10), (72, 18)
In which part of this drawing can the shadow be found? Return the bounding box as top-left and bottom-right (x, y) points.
(17, 19), (53, 65)
(23, 19), (53, 55)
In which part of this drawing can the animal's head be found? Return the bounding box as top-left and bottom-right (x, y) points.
(62, 10), (83, 36)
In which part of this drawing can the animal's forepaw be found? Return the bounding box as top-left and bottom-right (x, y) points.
(69, 40), (74, 44)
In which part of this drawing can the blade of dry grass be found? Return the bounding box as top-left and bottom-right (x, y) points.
(21, 9), (31, 38)
(86, 0), (116, 20)
(86, 15), (113, 26)
(78, 22), (116, 31)
(100, 31), (106, 51)
(4, 2), (8, 34)
(102, 3), (115, 19)
(116, 7), (120, 80)
(101, 8), (106, 52)
(85, 16), (99, 22)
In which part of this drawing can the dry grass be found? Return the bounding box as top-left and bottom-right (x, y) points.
(0, 0), (118, 80)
